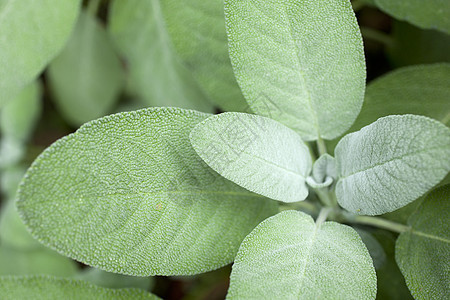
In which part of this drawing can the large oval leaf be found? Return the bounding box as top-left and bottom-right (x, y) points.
(396, 184), (450, 299)
(374, 0), (450, 34)
(190, 112), (312, 203)
(350, 63), (450, 132)
(225, 0), (365, 140)
(48, 11), (123, 126)
(335, 115), (450, 215)
(0, 276), (159, 300)
(0, 0), (81, 107)
(17, 108), (277, 276)
(227, 210), (376, 299)
(161, 0), (247, 112)
(109, 0), (212, 113)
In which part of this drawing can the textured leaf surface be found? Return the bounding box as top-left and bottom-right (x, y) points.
(0, 246), (78, 277)
(350, 63), (450, 132)
(0, 0), (80, 107)
(0, 276), (159, 300)
(227, 210), (376, 299)
(191, 113), (311, 203)
(335, 115), (450, 215)
(109, 0), (212, 112)
(161, 0), (247, 112)
(0, 80), (42, 142)
(307, 154), (336, 188)
(17, 107), (277, 276)
(355, 228), (386, 270)
(48, 11), (123, 126)
(75, 268), (153, 291)
(374, 0), (450, 34)
(225, 0), (365, 140)
(396, 184), (450, 299)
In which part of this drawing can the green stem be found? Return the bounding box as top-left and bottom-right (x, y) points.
(316, 207), (332, 226)
(316, 137), (328, 156)
(280, 200), (319, 215)
(360, 27), (395, 47)
(352, 215), (410, 233)
(87, 0), (101, 16)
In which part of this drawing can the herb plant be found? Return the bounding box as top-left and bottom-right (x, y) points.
(0, 0), (449, 299)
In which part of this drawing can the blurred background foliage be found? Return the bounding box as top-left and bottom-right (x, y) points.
(0, 0), (448, 299)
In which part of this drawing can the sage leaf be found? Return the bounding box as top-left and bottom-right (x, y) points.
(17, 108), (277, 276)
(48, 11), (123, 126)
(226, 210), (376, 299)
(0, 246), (78, 277)
(374, 0), (450, 34)
(190, 112), (312, 203)
(355, 228), (386, 270)
(0, 80), (42, 142)
(0, 0), (80, 107)
(307, 154), (337, 189)
(225, 0), (365, 140)
(335, 115), (450, 215)
(161, 0), (247, 112)
(350, 63), (450, 131)
(0, 276), (159, 300)
(75, 268), (153, 291)
(396, 184), (450, 299)
(109, 0), (213, 113)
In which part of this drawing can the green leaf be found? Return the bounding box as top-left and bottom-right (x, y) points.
(0, 199), (41, 249)
(17, 107), (277, 276)
(0, 166), (26, 198)
(372, 230), (413, 300)
(225, 0), (365, 141)
(0, 80), (42, 142)
(0, 276), (159, 299)
(350, 63), (450, 132)
(335, 115), (450, 215)
(226, 210), (376, 299)
(396, 184), (450, 299)
(161, 0), (247, 112)
(75, 268), (153, 291)
(48, 11), (123, 126)
(354, 228), (386, 270)
(0, 246), (78, 277)
(109, 0), (213, 113)
(374, 0), (450, 34)
(307, 154), (337, 189)
(190, 112), (311, 203)
(0, 0), (81, 107)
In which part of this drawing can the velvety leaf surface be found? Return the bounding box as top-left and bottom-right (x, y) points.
(0, 0), (80, 107)
(307, 154), (336, 188)
(161, 0), (247, 112)
(335, 115), (450, 215)
(48, 11), (123, 126)
(226, 210), (376, 299)
(0, 276), (159, 300)
(0, 80), (42, 142)
(0, 246), (78, 277)
(355, 228), (386, 270)
(350, 63), (450, 131)
(109, 0), (212, 113)
(396, 184), (450, 299)
(190, 112), (311, 203)
(374, 0), (450, 34)
(17, 108), (277, 276)
(75, 268), (153, 291)
(225, 0), (365, 140)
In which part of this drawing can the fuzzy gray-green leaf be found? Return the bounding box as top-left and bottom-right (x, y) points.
(190, 113), (311, 203)
(0, 276), (159, 300)
(109, 0), (212, 113)
(226, 210), (376, 299)
(48, 11), (123, 126)
(17, 108), (277, 276)
(0, 0), (81, 107)
(335, 115), (450, 215)
(225, 0), (365, 140)
(396, 184), (450, 299)
(161, 0), (247, 112)
(374, 0), (450, 34)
